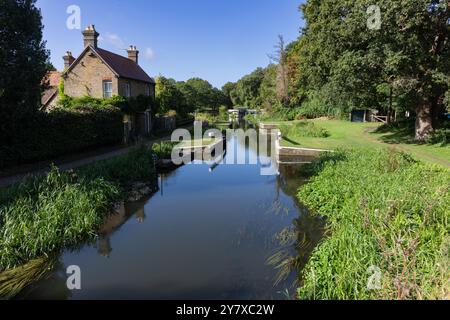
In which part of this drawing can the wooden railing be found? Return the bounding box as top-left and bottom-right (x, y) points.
(372, 115), (388, 123)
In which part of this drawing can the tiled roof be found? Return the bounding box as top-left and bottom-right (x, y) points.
(42, 71), (61, 87)
(41, 71), (61, 107)
(41, 87), (58, 107)
(95, 48), (155, 83)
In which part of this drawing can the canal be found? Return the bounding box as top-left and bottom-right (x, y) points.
(6, 131), (324, 300)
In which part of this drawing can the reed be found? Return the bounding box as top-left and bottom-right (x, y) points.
(0, 146), (156, 271)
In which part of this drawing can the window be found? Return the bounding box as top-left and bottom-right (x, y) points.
(125, 83), (131, 98)
(103, 81), (112, 98)
(145, 84), (150, 96)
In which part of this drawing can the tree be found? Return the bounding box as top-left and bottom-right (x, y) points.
(155, 76), (185, 115)
(231, 68), (265, 108)
(45, 61), (56, 72)
(185, 78), (215, 111)
(259, 64), (278, 110)
(221, 82), (236, 107)
(269, 35), (290, 105)
(296, 0), (450, 140)
(0, 0), (49, 130)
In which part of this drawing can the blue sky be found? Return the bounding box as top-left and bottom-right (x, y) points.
(36, 0), (304, 88)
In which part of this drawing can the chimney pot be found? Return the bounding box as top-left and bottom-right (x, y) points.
(127, 45), (139, 64)
(82, 24), (99, 48)
(63, 51), (75, 69)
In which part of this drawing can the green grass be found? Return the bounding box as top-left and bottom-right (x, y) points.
(297, 149), (450, 300)
(178, 138), (217, 148)
(0, 146), (156, 271)
(152, 141), (178, 159)
(276, 120), (450, 167)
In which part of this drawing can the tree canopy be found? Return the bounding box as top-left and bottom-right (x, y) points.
(0, 0), (49, 144)
(155, 76), (227, 116)
(227, 0), (450, 140)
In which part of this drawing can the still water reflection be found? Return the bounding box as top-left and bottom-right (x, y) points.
(6, 132), (324, 300)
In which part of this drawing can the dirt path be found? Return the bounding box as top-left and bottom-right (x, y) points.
(0, 135), (172, 188)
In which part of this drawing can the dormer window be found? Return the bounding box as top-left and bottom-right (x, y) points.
(103, 80), (112, 98)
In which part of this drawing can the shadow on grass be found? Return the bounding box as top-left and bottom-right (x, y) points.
(282, 136), (301, 146)
(293, 150), (348, 178)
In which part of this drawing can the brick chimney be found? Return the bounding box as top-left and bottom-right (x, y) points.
(82, 25), (99, 48)
(63, 51), (75, 69)
(127, 45), (139, 64)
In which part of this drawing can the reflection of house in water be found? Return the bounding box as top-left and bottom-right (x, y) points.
(96, 197), (151, 257)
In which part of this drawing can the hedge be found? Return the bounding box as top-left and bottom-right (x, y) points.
(0, 107), (123, 170)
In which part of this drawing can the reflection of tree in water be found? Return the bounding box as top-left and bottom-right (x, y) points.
(267, 163), (326, 293)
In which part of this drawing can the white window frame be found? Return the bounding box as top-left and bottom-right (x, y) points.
(103, 80), (113, 98)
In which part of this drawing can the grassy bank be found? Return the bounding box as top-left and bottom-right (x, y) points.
(274, 119), (449, 167)
(0, 147), (156, 271)
(297, 149), (450, 299)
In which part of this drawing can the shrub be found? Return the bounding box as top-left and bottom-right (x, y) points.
(297, 91), (342, 119)
(152, 141), (178, 159)
(297, 149), (450, 300)
(279, 121), (330, 139)
(57, 94), (157, 114)
(428, 123), (450, 146)
(0, 108), (123, 169)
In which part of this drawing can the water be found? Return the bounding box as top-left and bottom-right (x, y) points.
(7, 131), (324, 300)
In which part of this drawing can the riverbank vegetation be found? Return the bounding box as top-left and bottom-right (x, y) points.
(279, 122), (330, 141)
(297, 149), (450, 299)
(0, 147), (156, 271)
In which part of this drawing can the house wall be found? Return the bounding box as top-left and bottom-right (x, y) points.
(64, 48), (118, 98)
(118, 78), (155, 98)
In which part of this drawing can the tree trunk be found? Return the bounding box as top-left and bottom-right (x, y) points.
(415, 99), (434, 141)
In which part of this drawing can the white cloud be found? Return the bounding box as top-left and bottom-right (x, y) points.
(143, 48), (155, 61)
(98, 32), (154, 61)
(99, 32), (125, 49)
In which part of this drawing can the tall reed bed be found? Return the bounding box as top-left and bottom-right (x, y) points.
(297, 149), (450, 299)
(0, 146), (156, 271)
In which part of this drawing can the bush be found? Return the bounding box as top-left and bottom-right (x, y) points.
(152, 141), (178, 159)
(57, 94), (157, 115)
(0, 108), (123, 169)
(428, 121), (450, 146)
(297, 91), (342, 119)
(297, 149), (450, 300)
(280, 121), (330, 138)
(196, 112), (219, 124)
